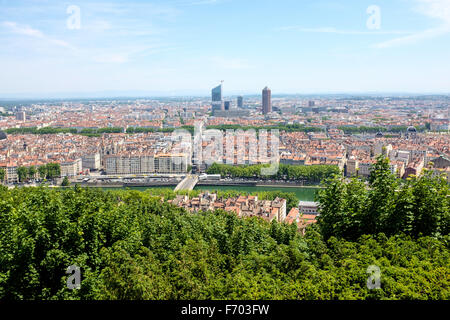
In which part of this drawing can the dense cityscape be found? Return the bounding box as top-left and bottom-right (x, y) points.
(1, 86), (449, 233)
(1, 85), (449, 181)
(0, 0), (449, 307)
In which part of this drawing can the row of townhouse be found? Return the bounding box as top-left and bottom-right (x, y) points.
(105, 153), (189, 175)
(170, 193), (287, 223)
(1, 158), (83, 183)
(346, 158), (408, 178)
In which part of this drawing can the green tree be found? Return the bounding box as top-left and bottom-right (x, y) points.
(17, 166), (28, 182)
(0, 168), (5, 182)
(0, 185), (448, 300)
(410, 170), (449, 237)
(28, 166), (37, 180)
(316, 174), (347, 240)
(317, 154), (449, 240)
(385, 182), (415, 236)
(61, 176), (70, 187)
(38, 165), (47, 180)
(46, 163), (61, 179)
(363, 155), (398, 235)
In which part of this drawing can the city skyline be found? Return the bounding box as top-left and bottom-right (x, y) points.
(0, 0), (450, 98)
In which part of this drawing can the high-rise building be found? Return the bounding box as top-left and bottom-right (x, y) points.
(212, 84), (222, 101)
(211, 84), (223, 112)
(16, 111), (26, 121)
(237, 96), (243, 108)
(308, 101), (315, 107)
(262, 87), (272, 115)
(224, 101), (231, 110)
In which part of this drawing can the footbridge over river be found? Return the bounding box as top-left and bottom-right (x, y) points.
(174, 175), (199, 192)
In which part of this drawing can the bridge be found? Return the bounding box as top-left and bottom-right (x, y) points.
(174, 174), (199, 192)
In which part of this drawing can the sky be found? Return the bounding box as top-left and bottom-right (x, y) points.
(0, 0), (449, 98)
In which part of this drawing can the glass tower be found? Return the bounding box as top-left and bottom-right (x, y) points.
(211, 84), (223, 111)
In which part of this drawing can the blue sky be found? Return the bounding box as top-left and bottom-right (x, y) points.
(0, 0), (449, 97)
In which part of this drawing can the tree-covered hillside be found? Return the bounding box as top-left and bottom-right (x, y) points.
(0, 179), (448, 299)
(317, 156), (449, 241)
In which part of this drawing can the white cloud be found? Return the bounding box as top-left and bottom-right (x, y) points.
(372, 26), (448, 48)
(278, 26), (411, 35)
(3, 21), (43, 37)
(2, 21), (74, 49)
(373, 0), (450, 48)
(415, 0), (450, 24)
(1, 20), (166, 64)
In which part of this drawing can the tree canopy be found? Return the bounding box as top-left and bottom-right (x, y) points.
(317, 155), (449, 241)
(0, 181), (448, 300)
(207, 163), (340, 183)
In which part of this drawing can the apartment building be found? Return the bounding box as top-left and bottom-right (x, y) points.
(5, 166), (18, 183)
(346, 159), (359, 177)
(105, 155), (155, 175)
(155, 154), (188, 174)
(61, 158), (82, 177)
(105, 153), (189, 175)
(170, 193), (287, 223)
(299, 201), (319, 215)
(82, 153), (101, 170)
(403, 158), (425, 179)
(358, 161), (374, 177)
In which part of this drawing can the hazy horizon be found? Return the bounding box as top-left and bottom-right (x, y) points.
(1, 89), (450, 102)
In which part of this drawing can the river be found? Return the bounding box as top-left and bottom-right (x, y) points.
(105, 185), (320, 201)
(195, 185), (319, 201)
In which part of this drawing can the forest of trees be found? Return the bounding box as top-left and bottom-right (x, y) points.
(337, 125), (426, 134)
(5, 124), (434, 138)
(0, 156), (448, 300)
(205, 124), (323, 133)
(5, 127), (78, 135)
(126, 126), (195, 135)
(207, 163), (340, 183)
(14, 163), (61, 182)
(317, 155), (449, 240)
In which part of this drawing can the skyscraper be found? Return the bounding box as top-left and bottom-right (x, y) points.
(212, 84), (222, 101)
(224, 101), (231, 110)
(16, 111), (26, 121)
(211, 84), (223, 112)
(237, 96), (243, 108)
(262, 87), (272, 115)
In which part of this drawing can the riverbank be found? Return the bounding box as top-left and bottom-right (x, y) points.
(198, 180), (322, 188)
(70, 179), (322, 189)
(199, 183), (322, 189)
(4, 182), (320, 201)
(95, 185), (319, 202)
(4, 178), (323, 190)
(194, 185), (319, 201)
